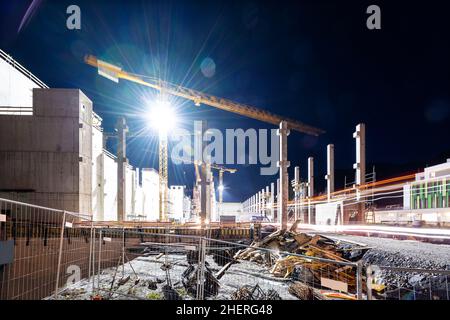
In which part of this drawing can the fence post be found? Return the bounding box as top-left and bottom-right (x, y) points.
(356, 261), (363, 300)
(97, 229), (103, 293)
(88, 219), (95, 294)
(196, 237), (206, 300)
(366, 265), (373, 300)
(446, 275), (449, 300)
(54, 210), (66, 298)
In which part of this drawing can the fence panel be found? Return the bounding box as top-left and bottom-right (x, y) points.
(55, 229), (203, 300)
(202, 237), (361, 300)
(367, 265), (450, 300)
(0, 199), (92, 300)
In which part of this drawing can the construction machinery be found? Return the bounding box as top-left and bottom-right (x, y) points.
(85, 55), (324, 223)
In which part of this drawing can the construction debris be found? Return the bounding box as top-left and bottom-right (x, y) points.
(162, 284), (182, 300)
(117, 276), (130, 286)
(234, 229), (370, 293)
(288, 282), (329, 300)
(182, 249), (220, 297)
(211, 244), (242, 266)
(231, 284), (282, 300)
(147, 280), (157, 290)
(182, 264), (220, 297)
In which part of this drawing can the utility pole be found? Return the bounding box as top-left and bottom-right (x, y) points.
(278, 121), (290, 230)
(116, 117), (128, 222)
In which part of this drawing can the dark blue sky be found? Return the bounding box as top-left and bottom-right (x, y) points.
(1, 0), (449, 201)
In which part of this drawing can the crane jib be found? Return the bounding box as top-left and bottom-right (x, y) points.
(85, 54), (325, 136)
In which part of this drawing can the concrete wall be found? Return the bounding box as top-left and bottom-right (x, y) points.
(0, 57), (161, 220)
(103, 152), (118, 221)
(218, 202), (243, 221)
(92, 124), (104, 220)
(183, 196), (192, 221)
(169, 185), (185, 221)
(141, 168), (159, 221)
(0, 89), (93, 214)
(315, 201), (343, 225)
(0, 56), (39, 110)
(125, 165), (134, 219)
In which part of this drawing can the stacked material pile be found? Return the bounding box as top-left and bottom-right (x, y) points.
(234, 228), (370, 293)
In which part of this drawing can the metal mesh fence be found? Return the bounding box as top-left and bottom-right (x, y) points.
(53, 229), (363, 301)
(2, 197), (449, 301)
(202, 237), (361, 300)
(0, 198), (92, 300)
(77, 229), (203, 300)
(367, 265), (450, 300)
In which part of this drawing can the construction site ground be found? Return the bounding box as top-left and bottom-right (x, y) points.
(317, 233), (450, 269)
(48, 231), (450, 301)
(50, 254), (296, 300)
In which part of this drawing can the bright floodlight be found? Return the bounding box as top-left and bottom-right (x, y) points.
(218, 184), (224, 191)
(148, 99), (177, 134)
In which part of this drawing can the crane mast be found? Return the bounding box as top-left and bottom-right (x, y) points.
(159, 132), (168, 221)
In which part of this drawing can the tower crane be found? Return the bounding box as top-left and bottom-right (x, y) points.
(84, 55), (324, 223)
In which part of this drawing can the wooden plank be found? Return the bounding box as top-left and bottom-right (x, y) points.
(320, 277), (348, 292)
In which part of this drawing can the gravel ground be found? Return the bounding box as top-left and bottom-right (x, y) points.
(320, 233), (450, 299)
(324, 234), (450, 268)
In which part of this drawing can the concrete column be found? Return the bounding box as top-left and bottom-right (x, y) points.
(353, 123), (366, 223)
(276, 178), (280, 223)
(277, 121), (290, 230)
(294, 166), (300, 221)
(308, 157), (314, 224)
(326, 144), (335, 202)
(251, 195), (255, 215)
(205, 162), (212, 222)
(353, 124), (366, 200)
(198, 121), (209, 227)
(270, 182), (275, 222)
(300, 181), (307, 223)
(256, 192), (260, 216)
(261, 189), (265, 218)
(116, 117), (128, 222)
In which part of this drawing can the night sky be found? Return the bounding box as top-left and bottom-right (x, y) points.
(1, 0), (449, 202)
